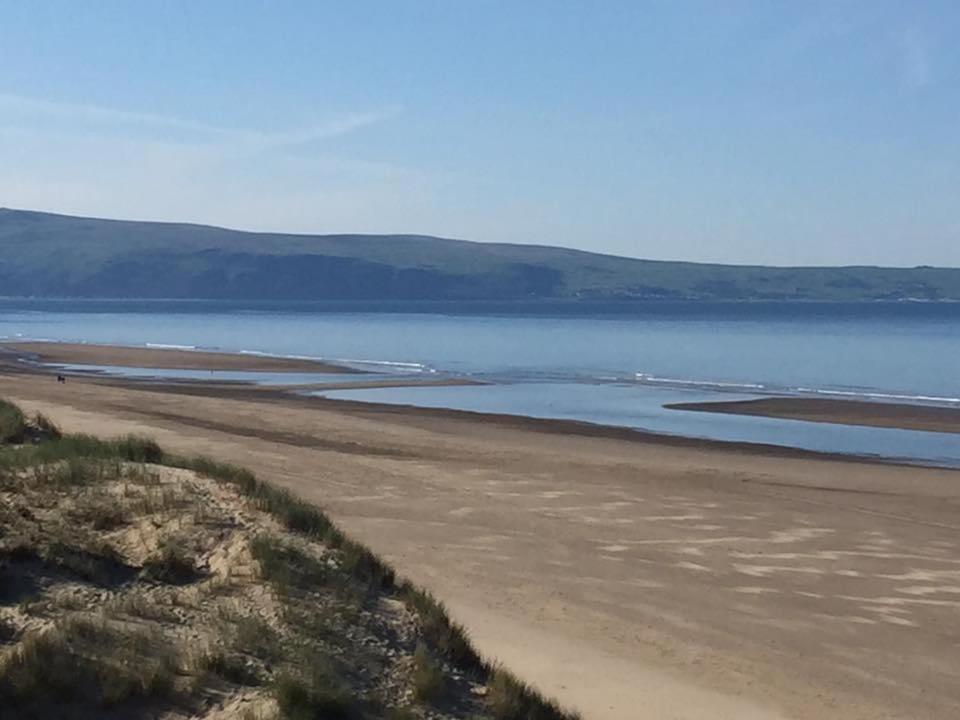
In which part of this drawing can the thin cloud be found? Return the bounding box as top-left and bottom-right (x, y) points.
(0, 92), (426, 237)
(245, 111), (399, 151)
(0, 92), (398, 149)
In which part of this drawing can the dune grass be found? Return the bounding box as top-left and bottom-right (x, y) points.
(411, 643), (446, 703)
(0, 400), (580, 720)
(0, 617), (178, 708)
(272, 670), (354, 720)
(0, 399), (25, 443)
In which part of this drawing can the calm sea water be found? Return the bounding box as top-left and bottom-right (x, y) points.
(1, 299), (958, 466)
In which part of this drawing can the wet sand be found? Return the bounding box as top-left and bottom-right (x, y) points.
(2, 341), (359, 373)
(2, 355), (960, 719)
(669, 397), (960, 434)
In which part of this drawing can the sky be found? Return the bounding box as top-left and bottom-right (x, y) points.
(1, 1), (958, 267)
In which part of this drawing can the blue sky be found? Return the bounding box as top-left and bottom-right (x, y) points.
(1, 1), (957, 266)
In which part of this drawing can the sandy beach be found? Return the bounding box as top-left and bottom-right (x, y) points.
(2, 347), (959, 719)
(668, 397), (960, 434)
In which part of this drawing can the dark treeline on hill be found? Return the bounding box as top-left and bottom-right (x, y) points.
(2, 208), (959, 302)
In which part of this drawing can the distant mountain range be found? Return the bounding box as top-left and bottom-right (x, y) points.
(1, 208), (958, 302)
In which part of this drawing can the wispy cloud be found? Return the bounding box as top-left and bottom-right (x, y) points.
(0, 91), (434, 236)
(0, 92), (398, 151)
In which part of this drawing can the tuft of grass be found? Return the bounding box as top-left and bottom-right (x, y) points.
(0, 617), (179, 709)
(250, 535), (329, 592)
(385, 707), (419, 720)
(141, 542), (200, 585)
(272, 670), (354, 720)
(0, 400), (26, 444)
(131, 486), (186, 515)
(411, 642), (445, 703)
(49, 457), (118, 487)
(114, 435), (165, 464)
(124, 463), (162, 485)
(400, 583), (481, 674)
(104, 592), (177, 623)
(178, 456), (258, 492)
(337, 538), (396, 594)
(233, 614), (282, 662)
(54, 457), (98, 486)
(14, 434), (166, 467)
(74, 491), (127, 530)
(279, 599), (360, 655)
(193, 650), (260, 686)
(487, 668), (577, 720)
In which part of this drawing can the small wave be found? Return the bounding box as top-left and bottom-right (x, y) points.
(793, 387), (960, 405)
(237, 349), (434, 374)
(237, 349), (332, 362)
(635, 373), (767, 392)
(334, 357), (434, 373)
(633, 371), (959, 407)
(3, 336), (62, 344)
(146, 343), (197, 351)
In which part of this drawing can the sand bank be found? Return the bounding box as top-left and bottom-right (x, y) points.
(1, 341), (359, 373)
(669, 396), (960, 434)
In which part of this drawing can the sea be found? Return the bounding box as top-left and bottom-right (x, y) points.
(1, 299), (958, 467)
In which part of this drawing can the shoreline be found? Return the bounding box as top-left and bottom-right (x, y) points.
(668, 397), (960, 435)
(0, 341), (954, 468)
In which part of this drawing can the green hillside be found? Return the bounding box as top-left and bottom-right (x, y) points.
(1, 208), (958, 301)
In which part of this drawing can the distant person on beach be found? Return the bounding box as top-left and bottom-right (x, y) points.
(56, 374), (66, 384)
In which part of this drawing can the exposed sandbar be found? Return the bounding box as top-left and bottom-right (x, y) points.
(667, 396), (960, 434)
(1, 341), (359, 374)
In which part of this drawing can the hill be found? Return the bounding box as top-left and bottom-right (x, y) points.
(1, 208), (958, 301)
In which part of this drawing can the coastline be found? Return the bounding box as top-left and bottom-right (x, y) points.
(0, 340), (953, 467)
(668, 397), (960, 435)
(2, 361), (960, 719)
(32, 374), (939, 469)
